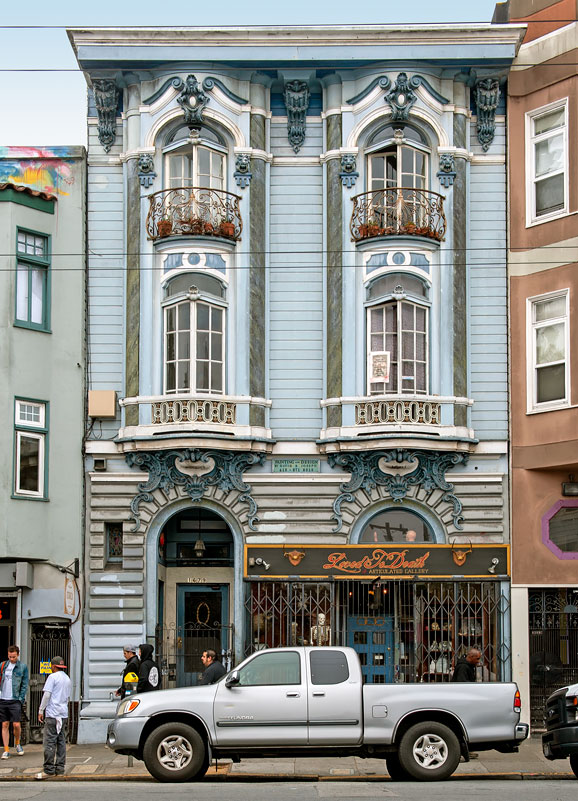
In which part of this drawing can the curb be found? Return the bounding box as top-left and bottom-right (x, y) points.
(1, 771), (575, 782)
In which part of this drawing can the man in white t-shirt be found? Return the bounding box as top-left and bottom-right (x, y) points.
(36, 656), (71, 779)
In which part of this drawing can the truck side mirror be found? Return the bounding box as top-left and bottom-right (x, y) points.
(225, 670), (240, 688)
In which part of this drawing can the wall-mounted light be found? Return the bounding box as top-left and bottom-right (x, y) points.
(562, 475), (578, 497)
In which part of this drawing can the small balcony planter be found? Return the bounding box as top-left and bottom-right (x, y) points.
(350, 187), (446, 243)
(157, 219), (173, 238)
(219, 220), (235, 239)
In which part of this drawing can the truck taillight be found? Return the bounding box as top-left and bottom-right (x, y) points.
(514, 690), (521, 712)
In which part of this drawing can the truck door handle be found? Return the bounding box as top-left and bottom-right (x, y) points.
(286, 692), (300, 697)
(312, 692), (325, 697)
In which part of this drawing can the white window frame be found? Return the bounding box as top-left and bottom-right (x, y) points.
(14, 399), (47, 498)
(525, 99), (569, 226)
(526, 289), (570, 413)
(366, 297), (429, 396)
(162, 291), (227, 396)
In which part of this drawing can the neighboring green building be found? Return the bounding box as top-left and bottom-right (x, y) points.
(0, 147), (86, 742)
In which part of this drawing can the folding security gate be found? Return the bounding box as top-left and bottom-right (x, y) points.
(28, 623), (75, 743)
(246, 579), (511, 683)
(529, 589), (578, 729)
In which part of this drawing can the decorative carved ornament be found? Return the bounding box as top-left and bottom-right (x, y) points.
(327, 448), (468, 533)
(385, 73), (418, 121)
(474, 78), (501, 152)
(437, 153), (456, 188)
(233, 153), (252, 188)
(339, 154), (359, 188)
(283, 80), (311, 153)
(92, 79), (119, 153)
(175, 75), (210, 131)
(137, 154), (156, 188)
(126, 449), (264, 531)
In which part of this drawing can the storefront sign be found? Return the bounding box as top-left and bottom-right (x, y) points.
(40, 661), (51, 675)
(245, 544), (509, 579)
(273, 459), (320, 473)
(64, 576), (75, 616)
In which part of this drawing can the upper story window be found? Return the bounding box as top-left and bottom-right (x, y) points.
(163, 273), (226, 396)
(13, 398), (48, 499)
(527, 289), (569, 411)
(367, 125), (429, 192)
(164, 124), (226, 191)
(366, 273), (429, 396)
(15, 229), (50, 331)
(526, 100), (568, 224)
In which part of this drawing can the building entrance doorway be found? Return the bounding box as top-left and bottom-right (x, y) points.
(347, 616), (394, 683)
(176, 584), (229, 685)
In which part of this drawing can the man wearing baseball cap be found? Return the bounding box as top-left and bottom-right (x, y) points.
(36, 657), (71, 780)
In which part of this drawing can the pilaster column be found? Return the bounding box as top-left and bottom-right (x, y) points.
(325, 77), (343, 428)
(249, 80), (267, 427)
(452, 81), (468, 428)
(124, 80), (142, 426)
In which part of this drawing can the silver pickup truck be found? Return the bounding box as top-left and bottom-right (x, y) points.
(107, 646), (528, 782)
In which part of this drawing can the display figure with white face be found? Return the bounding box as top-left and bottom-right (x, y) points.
(310, 613), (331, 646)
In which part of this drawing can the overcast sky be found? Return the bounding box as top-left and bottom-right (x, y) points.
(0, 0), (500, 146)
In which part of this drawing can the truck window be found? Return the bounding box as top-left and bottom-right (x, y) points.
(237, 651), (301, 686)
(309, 650), (350, 685)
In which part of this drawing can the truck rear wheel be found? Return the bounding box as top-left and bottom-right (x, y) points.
(398, 721), (460, 781)
(143, 722), (207, 782)
(570, 754), (578, 778)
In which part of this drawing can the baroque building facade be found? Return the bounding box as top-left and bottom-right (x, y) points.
(500, 0), (578, 730)
(68, 24), (524, 740)
(0, 147), (86, 741)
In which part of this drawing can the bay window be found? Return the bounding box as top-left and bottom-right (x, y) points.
(527, 101), (568, 223)
(528, 290), (569, 410)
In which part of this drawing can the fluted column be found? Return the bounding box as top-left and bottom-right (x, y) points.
(453, 81), (468, 428)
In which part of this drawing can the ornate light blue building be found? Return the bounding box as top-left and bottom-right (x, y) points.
(68, 24), (525, 740)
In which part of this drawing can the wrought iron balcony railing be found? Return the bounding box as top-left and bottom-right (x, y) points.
(350, 187), (446, 242)
(146, 187), (242, 242)
(117, 393), (272, 442)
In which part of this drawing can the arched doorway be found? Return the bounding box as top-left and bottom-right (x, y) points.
(156, 507), (234, 687)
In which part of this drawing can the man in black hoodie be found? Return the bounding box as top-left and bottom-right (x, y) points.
(137, 644), (160, 693)
(452, 648), (481, 682)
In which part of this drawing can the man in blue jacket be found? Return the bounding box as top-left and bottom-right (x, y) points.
(0, 645), (29, 758)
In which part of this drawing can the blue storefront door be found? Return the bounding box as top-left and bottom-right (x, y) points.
(176, 584), (228, 686)
(347, 616), (394, 683)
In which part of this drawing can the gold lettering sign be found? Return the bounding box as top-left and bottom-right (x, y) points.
(323, 548), (430, 574)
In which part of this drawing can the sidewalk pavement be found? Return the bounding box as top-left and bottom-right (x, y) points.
(0, 736), (575, 781)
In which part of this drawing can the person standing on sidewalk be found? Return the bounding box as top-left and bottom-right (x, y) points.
(36, 656), (71, 779)
(0, 645), (29, 759)
(116, 645), (140, 699)
(200, 650), (226, 685)
(137, 643), (160, 693)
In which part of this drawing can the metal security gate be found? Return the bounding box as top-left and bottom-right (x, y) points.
(246, 580), (510, 683)
(155, 623), (234, 688)
(28, 623), (77, 743)
(529, 589), (578, 729)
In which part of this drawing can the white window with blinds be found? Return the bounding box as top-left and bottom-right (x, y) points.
(526, 100), (568, 225)
(367, 299), (428, 396)
(527, 289), (569, 411)
(164, 298), (225, 395)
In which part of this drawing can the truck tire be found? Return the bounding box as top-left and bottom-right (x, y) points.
(142, 722), (207, 782)
(570, 754), (578, 778)
(385, 753), (410, 781)
(398, 721), (460, 781)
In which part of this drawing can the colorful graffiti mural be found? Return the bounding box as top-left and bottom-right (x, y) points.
(0, 147), (76, 196)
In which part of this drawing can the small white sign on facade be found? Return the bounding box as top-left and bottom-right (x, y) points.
(370, 352), (390, 383)
(64, 576), (75, 616)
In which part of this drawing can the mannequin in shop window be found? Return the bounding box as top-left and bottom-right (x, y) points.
(310, 613), (331, 646)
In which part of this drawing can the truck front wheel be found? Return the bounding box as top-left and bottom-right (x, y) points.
(398, 721), (460, 781)
(570, 754), (578, 778)
(142, 722), (207, 782)
(385, 753), (410, 781)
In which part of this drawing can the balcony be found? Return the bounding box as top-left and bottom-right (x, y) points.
(319, 394), (476, 453)
(146, 187), (242, 242)
(117, 393), (273, 452)
(350, 187), (446, 243)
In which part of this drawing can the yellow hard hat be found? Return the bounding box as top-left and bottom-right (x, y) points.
(124, 672), (139, 683)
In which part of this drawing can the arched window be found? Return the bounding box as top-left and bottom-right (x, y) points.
(359, 508), (434, 544)
(164, 124), (227, 191)
(162, 273), (226, 395)
(366, 125), (429, 192)
(366, 272), (429, 396)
